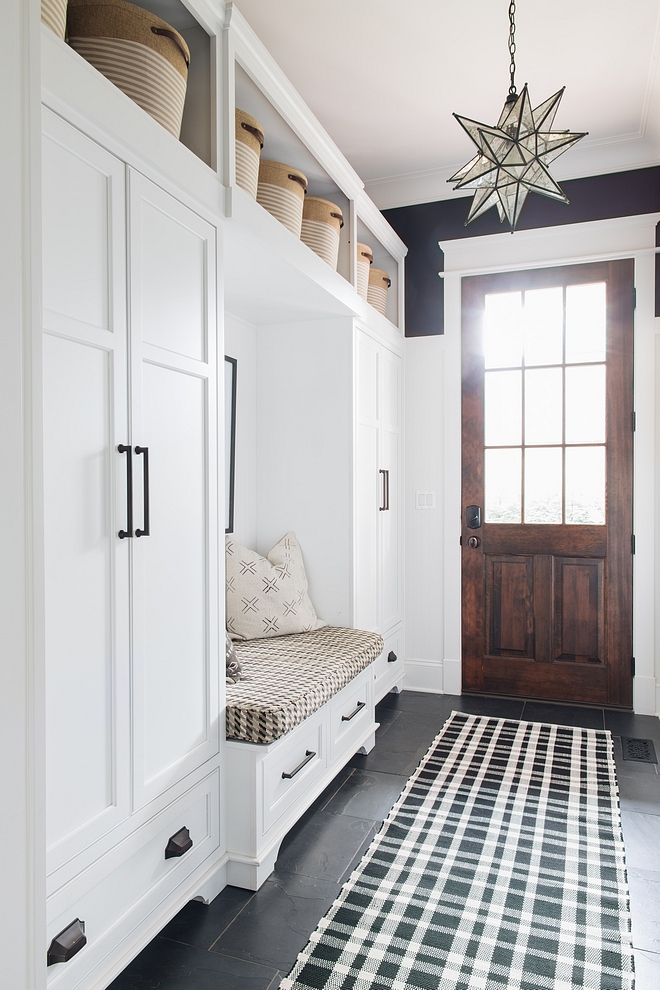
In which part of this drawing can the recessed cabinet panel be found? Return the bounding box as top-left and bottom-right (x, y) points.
(43, 335), (128, 851)
(356, 421), (379, 632)
(42, 111), (130, 876)
(357, 336), (378, 422)
(130, 170), (219, 809)
(380, 350), (400, 430)
(380, 425), (401, 632)
(140, 364), (208, 784)
(42, 133), (112, 331)
(140, 200), (207, 362)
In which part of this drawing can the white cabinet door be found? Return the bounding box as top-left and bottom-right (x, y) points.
(129, 172), (219, 809)
(355, 329), (403, 637)
(42, 110), (131, 874)
(355, 333), (380, 632)
(379, 346), (403, 633)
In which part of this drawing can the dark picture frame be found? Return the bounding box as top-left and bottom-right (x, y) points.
(225, 355), (237, 533)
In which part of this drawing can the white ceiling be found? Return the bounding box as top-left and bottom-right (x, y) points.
(233, 0), (660, 209)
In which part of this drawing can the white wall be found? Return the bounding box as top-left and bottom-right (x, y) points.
(403, 338), (445, 693)
(225, 313), (258, 549)
(256, 318), (354, 627)
(405, 214), (660, 715)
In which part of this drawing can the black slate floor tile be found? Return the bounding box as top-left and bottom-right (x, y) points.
(275, 809), (376, 881)
(106, 935), (277, 990)
(634, 948), (660, 990)
(375, 704), (402, 726)
(377, 690), (448, 716)
(628, 869), (660, 953)
(621, 811), (660, 872)
(322, 768), (408, 821)
(445, 694), (526, 720)
(349, 711), (445, 775)
(605, 710), (660, 742)
(211, 871), (340, 973)
(522, 701), (605, 730)
(160, 885), (254, 950)
(617, 771), (660, 814)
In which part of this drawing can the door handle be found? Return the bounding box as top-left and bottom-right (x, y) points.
(118, 444), (133, 539)
(379, 469), (390, 511)
(134, 446), (150, 537)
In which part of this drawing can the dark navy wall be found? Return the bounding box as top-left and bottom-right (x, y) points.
(383, 167), (660, 336)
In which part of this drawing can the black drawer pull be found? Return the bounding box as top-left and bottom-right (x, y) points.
(47, 919), (86, 966)
(282, 750), (316, 779)
(118, 444), (133, 538)
(387, 651), (397, 663)
(134, 446), (150, 537)
(341, 700), (366, 722)
(165, 826), (193, 859)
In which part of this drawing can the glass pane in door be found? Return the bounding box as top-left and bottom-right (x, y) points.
(565, 446), (606, 524)
(485, 370), (522, 446)
(485, 447), (522, 523)
(525, 367), (562, 445)
(524, 447), (562, 524)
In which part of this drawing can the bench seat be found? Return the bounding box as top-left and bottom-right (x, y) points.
(227, 626), (384, 744)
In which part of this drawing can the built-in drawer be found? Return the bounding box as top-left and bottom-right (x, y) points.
(329, 667), (373, 763)
(262, 709), (326, 834)
(374, 628), (404, 704)
(46, 770), (220, 988)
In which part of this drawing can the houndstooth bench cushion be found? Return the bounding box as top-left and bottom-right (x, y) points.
(226, 626), (384, 744)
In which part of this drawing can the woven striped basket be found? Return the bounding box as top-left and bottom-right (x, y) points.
(356, 242), (373, 299)
(42, 0), (68, 38)
(301, 197), (343, 269)
(257, 160), (308, 237)
(367, 267), (391, 317)
(67, 0), (190, 139)
(235, 109), (264, 200)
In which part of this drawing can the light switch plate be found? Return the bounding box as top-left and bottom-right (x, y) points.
(416, 491), (435, 509)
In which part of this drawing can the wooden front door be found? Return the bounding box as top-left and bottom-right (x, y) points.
(461, 260), (634, 707)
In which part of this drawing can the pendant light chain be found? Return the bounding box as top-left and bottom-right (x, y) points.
(508, 0), (517, 95)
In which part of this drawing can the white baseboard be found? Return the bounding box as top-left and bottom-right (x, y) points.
(442, 658), (461, 695)
(632, 675), (656, 716)
(193, 856), (228, 904)
(403, 660), (443, 693)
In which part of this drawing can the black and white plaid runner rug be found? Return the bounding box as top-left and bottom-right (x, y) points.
(281, 712), (634, 990)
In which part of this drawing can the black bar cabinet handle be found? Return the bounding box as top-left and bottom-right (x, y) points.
(135, 446), (150, 537)
(385, 469), (390, 510)
(379, 469), (387, 511)
(341, 700), (366, 722)
(282, 750), (316, 779)
(118, 444), (133, 538)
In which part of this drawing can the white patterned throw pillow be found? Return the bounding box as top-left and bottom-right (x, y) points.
(226, 532), (326, 641)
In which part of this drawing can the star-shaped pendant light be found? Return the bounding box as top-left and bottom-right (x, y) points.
(449, 1), (587, 231)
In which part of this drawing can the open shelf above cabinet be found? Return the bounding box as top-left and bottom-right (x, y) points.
(41, 0), (407, 335)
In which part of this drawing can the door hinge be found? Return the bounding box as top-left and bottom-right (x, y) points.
(459, 535), (462, 546)
(632, 287), (637, 310)
(633, 411), (636, 432)
(632, 534), (636, 554)
(632, 656), (636, 676)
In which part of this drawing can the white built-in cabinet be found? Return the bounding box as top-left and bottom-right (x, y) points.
(355, 330), (405, 701)
(42, 109), (223, 989)
(36, 2), (407, 985)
